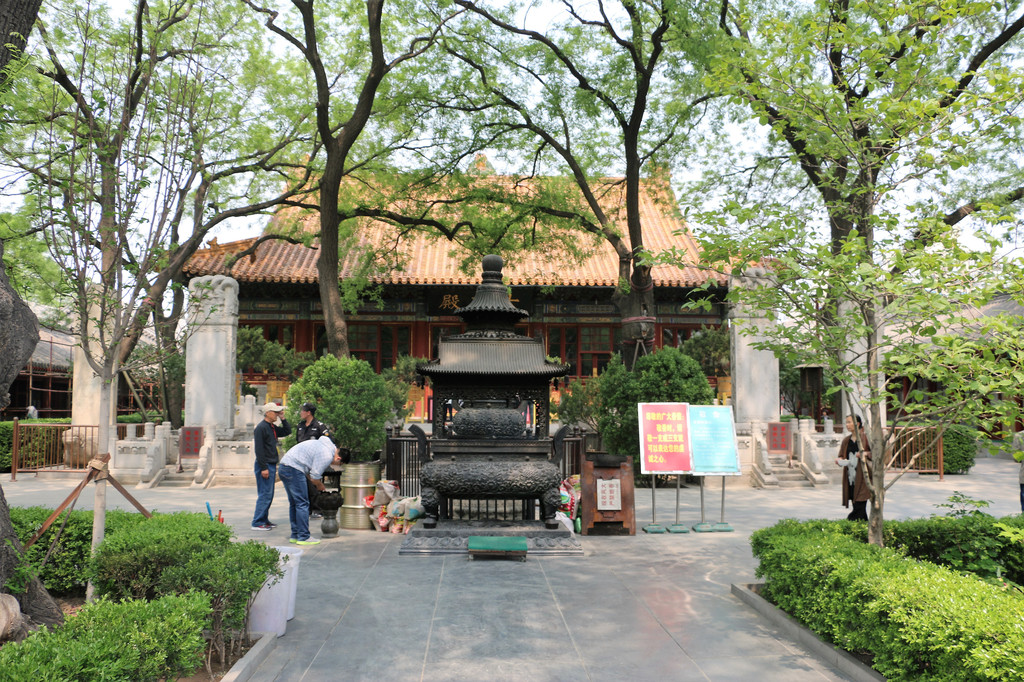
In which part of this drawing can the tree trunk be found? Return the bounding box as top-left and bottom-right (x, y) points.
(317, 163), (350, 358)
(154, 291), (185, 429)
(612, 261), (656, 371)
(0, 240), (62, 629)
(0, 0), (43, 89)
(865, 296), (886, 547)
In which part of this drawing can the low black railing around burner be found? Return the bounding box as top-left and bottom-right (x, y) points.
(384, 428), (585, 521)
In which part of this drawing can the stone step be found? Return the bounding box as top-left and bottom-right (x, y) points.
(778, 479), (815, 488)
(159, 470), (195, 487)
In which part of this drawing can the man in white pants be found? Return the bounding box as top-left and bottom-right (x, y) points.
(277, 435), (341, 545)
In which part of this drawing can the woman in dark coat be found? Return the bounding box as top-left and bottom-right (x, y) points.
(835, 414), (872, 521)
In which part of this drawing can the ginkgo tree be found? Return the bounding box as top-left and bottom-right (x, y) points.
(673, 0), (1024, 545)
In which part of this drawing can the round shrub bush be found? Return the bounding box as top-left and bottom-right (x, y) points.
(598, 347), (715, 463)
(943, 424), (978, 474)
(285, 354), (393, 459)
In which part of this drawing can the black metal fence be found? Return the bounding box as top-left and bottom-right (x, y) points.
(383, 428), (586, 521)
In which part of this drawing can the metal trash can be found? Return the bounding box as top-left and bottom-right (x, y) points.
(340, 461), (379, 529)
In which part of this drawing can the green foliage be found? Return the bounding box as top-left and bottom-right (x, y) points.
(598, 348), (715, 462)
(943, 425), (979, 474)
(2, 538), (38, 595)
(158, 541), (282, 664)
(380, 355), (429, 424)
(8, 507), (146, 595)
(0, 593), (211, 682)
(237, 326), (316, 380)
(0, 207), (66, 305)
(89, 512), (232, 601)
(285, 355), (392, 459)
(933, 490), (991, 518)
(555, 376), (602, 433)
(0, 419), (71, 472)
(751, 521), (1024, 680)
(678, 325), (730, 377)
(677, 0), (1024, 546)
(116, 412), (161, 425)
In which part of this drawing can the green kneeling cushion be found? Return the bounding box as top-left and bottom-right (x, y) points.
(467, 536), (528, 552)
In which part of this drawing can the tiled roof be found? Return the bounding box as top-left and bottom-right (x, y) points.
(183, 177), (725, 289)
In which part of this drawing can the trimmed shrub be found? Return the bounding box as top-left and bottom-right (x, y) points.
(598, 348), (715, 468)
(285, 354), (393, 459)
(9, 507), (147, 595)
(555, 376), (603, 433)
(943, 424), (978, 474)
(89, 512), (232, 600)
(752, 523), (1024, 680)
(159, 541), (282, 663)
(0, 592), (211, 682)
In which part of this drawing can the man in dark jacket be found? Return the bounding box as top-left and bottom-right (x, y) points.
(252, 402), (291, 530)
(296, 402), (330, 442)
(296, 402), (330, 519)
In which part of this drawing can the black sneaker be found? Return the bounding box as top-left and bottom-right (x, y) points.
(310, 512), (323, 519)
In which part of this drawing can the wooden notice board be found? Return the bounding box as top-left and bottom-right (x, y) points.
(580, 454), (636, 535)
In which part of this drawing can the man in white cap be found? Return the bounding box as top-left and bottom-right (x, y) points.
(277, 435), (342, 545)
(251, 402), (291, 531)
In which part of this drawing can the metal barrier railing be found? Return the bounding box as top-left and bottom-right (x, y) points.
(384, 430), (585, 520)
(10, 420), (128, 480)
(887, 426), (944, 480)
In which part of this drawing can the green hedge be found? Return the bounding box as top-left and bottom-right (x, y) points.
(885, 514), (1024, 584)
(762, 514), (1024, 586)
(8, 507), (147, 595)
(159, 541), (282, 661)
(943, 424), (978, 474)
(0, 592), (211, 682)
(752, 520), (1024, 680)
(5, 507), (280, 674)
(88, 510), (279, 660)
(89, 512), (233, 601)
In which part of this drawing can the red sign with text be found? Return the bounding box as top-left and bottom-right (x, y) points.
(638, 403), (693, 474)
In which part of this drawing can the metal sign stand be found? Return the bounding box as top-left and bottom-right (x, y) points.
(712, 477), (734, 532)
(642, 474), (666, 533)
(692, 477), (713, 532)
(668, 474), (689, 533)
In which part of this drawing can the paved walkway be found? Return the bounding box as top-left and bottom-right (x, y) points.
(4, 456), (1021, 681)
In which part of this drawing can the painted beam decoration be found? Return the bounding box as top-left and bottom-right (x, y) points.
(638, 403), (740, 476)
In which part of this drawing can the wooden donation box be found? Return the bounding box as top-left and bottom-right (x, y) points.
(581, 453), (636, 535)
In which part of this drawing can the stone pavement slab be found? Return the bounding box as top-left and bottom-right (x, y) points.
(3, 456), (1020, 681)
